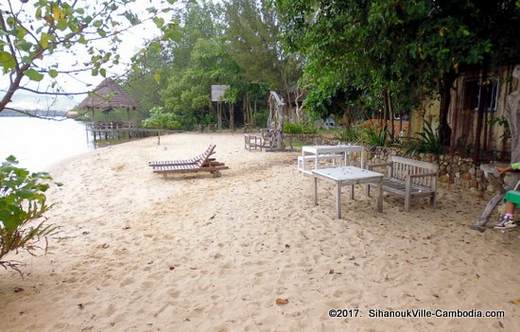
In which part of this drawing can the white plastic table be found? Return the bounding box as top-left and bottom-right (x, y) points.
(301, 144), (364, 174)
(312, 166), (384, 219)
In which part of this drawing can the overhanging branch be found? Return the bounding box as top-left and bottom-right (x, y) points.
(4, 107), (69, 121)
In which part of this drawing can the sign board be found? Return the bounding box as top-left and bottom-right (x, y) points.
(211, 85), (230, 102)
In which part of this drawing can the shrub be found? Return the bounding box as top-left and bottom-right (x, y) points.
(253, 109), (269, 128)
(142, 107), (182, 130)
(335, 125), (361, 143)
(283, 121), (318, 135)
(405, 120), (443, 156)
(0, 156), (56, 273)
(361, 126), (388, 146)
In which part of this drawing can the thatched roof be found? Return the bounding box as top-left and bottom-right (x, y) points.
(77, 78), (139, 111)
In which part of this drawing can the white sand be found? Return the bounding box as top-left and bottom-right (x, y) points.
(1, 133), (519, 331)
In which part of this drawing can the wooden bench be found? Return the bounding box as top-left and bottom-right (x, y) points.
(367, 156), (438, 211)
(244, 129), (281, 151)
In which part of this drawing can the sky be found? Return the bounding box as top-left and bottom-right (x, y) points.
(0, 0), (175, 112)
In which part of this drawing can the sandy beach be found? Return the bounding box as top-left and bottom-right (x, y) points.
(1, 133), (519, 331)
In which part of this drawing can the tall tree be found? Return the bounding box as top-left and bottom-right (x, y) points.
(275, 0), (520, 146)
(225, 0), (301, 112)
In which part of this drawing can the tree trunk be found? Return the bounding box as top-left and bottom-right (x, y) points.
(505, 65), (520, 163)
(474, 67), (489, 165)
(438, 71), (457, 147)
(382, 89), (390, 134)
(389, 93), (395, 141)
(217, 102), (222, 129)
(229, 103), (235, 131)
(242, 94), (248, 126)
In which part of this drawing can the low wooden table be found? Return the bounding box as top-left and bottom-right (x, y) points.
(312, 166), (384, 219)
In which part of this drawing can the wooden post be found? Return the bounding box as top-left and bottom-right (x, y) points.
(217, 102), (222, 129)
(404, 175), (411, 211)
(336, 183), (342, 219)
(377, 177), (384, 212)
(313, 176), (318, 206)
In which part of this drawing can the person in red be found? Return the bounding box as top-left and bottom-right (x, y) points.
(495, 162), (520, 229)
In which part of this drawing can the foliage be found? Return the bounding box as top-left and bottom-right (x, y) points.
(130, 0), (301, 130)
(0, 0), (174, 113)
(405, 121), (443, 155)
(361, 126), (388, 147)
(224, 0), (301, 94)
(275, 0), (520, 143)
(283, 121), (317, 135)
(254, 109), (269, 128)
(124, 40), (171, 113)
(335, 126), (362, 143)
(0, 156), (55, 273)
(141, 107), (181, 130)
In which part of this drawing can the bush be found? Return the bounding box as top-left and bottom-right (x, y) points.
(142, 107), (182, 130)
(335, 125), (361, 143)
(405, 120), (443, 156)
(0, 156), (55, 273)
(283, 121), (318, 135)
(361, 126), (388, 146)
(253, 109), (269, 128)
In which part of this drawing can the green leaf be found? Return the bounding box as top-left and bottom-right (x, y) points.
(153, 17), (165, 28)
(153, 71), (161, 83)
(48, 69), (58, 78)
(0, 51), (16, 72)
(97, 29), (107, 38)
(25, 68), (44, 81)
(56, 19), (68, 31)
(78, 35), (87, 44)
(40, 32), (50, 49)
(100, 68), (106, 77)
(15, 40), (33, 52)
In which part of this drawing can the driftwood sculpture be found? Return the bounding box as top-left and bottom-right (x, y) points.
(267, 91), (285, 150)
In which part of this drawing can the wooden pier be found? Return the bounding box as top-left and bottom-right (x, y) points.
(86, 121), (176, 146)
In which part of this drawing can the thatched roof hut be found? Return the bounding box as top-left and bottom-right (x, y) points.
(77, 78), (138, 112)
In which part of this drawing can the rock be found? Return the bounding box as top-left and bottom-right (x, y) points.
(275, 298), (289, 305)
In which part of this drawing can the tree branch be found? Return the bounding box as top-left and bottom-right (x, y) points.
(19, 87), (93, 96)
(3, 107), (69, 121)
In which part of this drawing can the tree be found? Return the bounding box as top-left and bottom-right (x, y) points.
(0, 0), (175, 114)
(225, 0), (301, 116)
(124, 39), (171, 114)
(275, 0), (520, 147)
(161, 37), (241, 128)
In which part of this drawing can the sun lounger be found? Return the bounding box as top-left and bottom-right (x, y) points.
(150, 145), (228, 177)
(148, 145), (215, 167)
